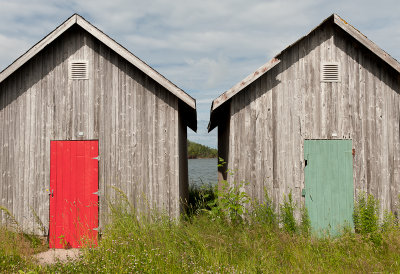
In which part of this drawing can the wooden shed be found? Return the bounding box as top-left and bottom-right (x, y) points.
(209, 14), (400, 233)
(0, 14), (196, 247)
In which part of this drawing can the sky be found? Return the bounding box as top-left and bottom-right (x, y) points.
(0, 1), (399, 148)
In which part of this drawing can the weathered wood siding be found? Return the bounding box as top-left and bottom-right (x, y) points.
(0, 26), (188, 234)
(219, 23), (400, 215)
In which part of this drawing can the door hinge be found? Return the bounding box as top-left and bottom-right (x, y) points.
(93, 227), (99, 231)
(92, 191), (100, 196)
(302, 188), (306, 197)
(92, 155), (100, 161)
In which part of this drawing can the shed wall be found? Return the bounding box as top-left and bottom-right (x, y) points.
(178, 108), (189, 210)
(0, 26), (187, 234)
(220, 23), (400, 215)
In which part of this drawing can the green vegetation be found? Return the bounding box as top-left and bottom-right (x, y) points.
(353, 192), (381, 235)
(187, 140), (217, 159)
(279, 191), (298, 233)
(2, 176), (400, 272)
(0, 206), (47, 272)
(0, 226), (47, 272)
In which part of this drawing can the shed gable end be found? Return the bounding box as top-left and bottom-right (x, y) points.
(215, 16), (400, 222)
(0, 25), (185, 233)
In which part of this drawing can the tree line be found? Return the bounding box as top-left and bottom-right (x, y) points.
(187, 140), (217, 159)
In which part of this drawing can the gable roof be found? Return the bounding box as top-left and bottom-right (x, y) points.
(0, 14), (197, 131)
(208, 14), (400, 131)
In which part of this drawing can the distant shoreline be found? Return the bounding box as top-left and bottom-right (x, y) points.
(188, 157), (217, 160)
(187, 140), (217, 159)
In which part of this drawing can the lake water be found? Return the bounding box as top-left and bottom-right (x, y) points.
(188, 158), (218, 187)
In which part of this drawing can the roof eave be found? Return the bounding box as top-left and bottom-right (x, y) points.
(208, 57), (280, 132)
(207, 101), (218, 132)
(180, 99), (197, 132)
(332, 14), (400, 73)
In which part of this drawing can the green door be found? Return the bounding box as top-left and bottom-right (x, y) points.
(304, 140), (354, 235)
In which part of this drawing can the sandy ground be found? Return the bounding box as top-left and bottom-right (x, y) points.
(33, 248), (82, 265)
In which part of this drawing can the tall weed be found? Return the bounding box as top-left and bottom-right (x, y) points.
(206, 158), (250, 224)
(300, 205), (311, 236)
(279, 191), (297, 233)
(208, 180), (250, 224)
(0, 206), (21, 231)
(185, 183), (216, 217)
(381, 210), (398, 232)
(251, 188), (277, 227)
(353, 193), (380, 234)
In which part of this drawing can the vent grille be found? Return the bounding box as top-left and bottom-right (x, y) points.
(69, 61), (88, 80)
(321, 62), (340, 82)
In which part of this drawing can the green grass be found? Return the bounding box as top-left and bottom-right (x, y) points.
(47, 215), (400, 273)
(0, 226), (47, 272)
(2, 187), (400, 273)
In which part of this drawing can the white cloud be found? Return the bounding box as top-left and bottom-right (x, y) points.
(0, 34), (31, 72)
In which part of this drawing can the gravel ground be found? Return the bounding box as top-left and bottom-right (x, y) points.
(34, 248), (82, 265)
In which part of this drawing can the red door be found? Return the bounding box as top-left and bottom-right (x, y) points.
(49, 140), (99, 248)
